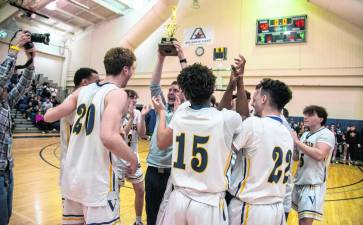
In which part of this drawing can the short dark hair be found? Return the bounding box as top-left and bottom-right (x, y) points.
(74, 68), (98, 87)
(177, 63), (216, 104)
(125, 89), (138, 98)
(282, 108), (289, 118)
(255, 78), (292, 111)
(303, 105), (328, 125)
(104, 47), (136, 76)
(210, 95), (216, 106)
(171, 81), (178, 86)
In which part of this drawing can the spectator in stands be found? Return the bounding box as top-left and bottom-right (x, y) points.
(343, 126), (352, 164)
(0, 31), (35, 225)
(31, 80), (36, 94)
(17, 93), (29, 117)
(35, 110), (52, 133)
(41, 98), (53, 113)
(40, 83), (51, 100)
(50, 96), (59, 107)
(346, 125), (360, 165)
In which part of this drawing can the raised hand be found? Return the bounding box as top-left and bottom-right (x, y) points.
(233, 54), (247, 77)
(128, 104), (135, 120)
(151, 96), (165, 113)
(291, 130), (300, 144)
(141, 104), (151, 117)
(13, 31), (31, 48)
(173, 40), (185, 60)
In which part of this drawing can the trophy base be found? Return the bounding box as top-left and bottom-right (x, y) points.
(158, 38), (178, 56)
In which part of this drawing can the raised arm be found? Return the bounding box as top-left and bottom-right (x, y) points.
(218, 54), (247, 112)
(152, 96), (172, 150)
(0, 32), (31, 90)
(44, 88), (80, 122)
(234, 55), (249, 119)
(174, 41), (187, 69)
(151, 50), (166, 85)
(8, 48), (35, 107)
(291, 131), (332, 161)
(101, 89), (138, 173)
(123, 105), (134, 135)
(137, 105), (150, 138)
(218, 73), (237, 110)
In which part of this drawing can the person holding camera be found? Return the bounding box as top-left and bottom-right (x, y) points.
(0, 31), (35, 225)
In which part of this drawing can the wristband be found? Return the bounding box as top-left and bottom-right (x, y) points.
(10, 45), (20, 52)
(179, 58), (187, 64)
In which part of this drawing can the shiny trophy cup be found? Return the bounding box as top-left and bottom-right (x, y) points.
(159, 6), (178, 56)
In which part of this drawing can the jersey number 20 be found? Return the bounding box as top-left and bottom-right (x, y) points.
(268, 147), (292, 184)
(73, 103), (96, 135)
(173, 133), (209, 173)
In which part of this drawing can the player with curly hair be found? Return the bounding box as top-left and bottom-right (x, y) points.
(151, 56), (246, 225)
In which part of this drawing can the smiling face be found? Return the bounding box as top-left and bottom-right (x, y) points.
(167, 84), (181, 104)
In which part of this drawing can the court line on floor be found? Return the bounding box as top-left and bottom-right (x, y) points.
(326, 196), (363, 202)
(14, 135), (60, 139)
(327, 166), (363, 189)
(327, 186), (363, 195)
(39, 143), (60, 169)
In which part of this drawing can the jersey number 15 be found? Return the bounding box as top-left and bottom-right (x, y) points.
(173, 133), (209, 173)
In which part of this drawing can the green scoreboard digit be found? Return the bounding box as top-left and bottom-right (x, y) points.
(256, 15), (307, 45)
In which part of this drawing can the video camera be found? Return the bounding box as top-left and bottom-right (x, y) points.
(23, 31), (50, 49)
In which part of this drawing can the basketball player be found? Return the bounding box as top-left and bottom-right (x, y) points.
(152, 59), (246, 225)
(44, 47), (138, 225)
(59, 68), (99, 185)
(116, 89), (150, 225)
(228, 78), (293, 225)
(291, 105), (335, 225)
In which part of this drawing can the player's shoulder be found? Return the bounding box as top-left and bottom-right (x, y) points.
(321, 127), (334, 135)
(220, 108), (240, 118)
(319, 128), (335, 140)
(244, 116), (263, 127)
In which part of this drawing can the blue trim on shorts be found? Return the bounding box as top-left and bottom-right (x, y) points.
(299, 210), (323, 215)
(63, 214), (84, 217)
(86, 217), (120, 225)
(240, 201), (246, 224)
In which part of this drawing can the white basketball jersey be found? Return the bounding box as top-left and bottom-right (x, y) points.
(294, 128), (335, 185)
(116, 109), (141, 171)
(168, 106), (242, 198)
(62, 83), (118, 206)
(232, 116), (294, 204)
(123, 109), (141, 153)
(59, 95), (75, 185)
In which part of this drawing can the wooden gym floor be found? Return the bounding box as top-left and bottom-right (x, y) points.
(7, 135), (363, 225)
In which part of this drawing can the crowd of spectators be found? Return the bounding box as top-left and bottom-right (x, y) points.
(11, 71), (60, 133)
(290, 119), (363, 165)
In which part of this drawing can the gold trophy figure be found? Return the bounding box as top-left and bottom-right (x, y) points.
(159, 6), (178, 56)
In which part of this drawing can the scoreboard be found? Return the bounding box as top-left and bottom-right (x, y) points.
(256, 15), (307, 45)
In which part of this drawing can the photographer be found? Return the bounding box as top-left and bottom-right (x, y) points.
(0, 31), (35, 225)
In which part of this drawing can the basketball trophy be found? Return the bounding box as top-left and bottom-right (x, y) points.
(158, 6), (178, 56)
